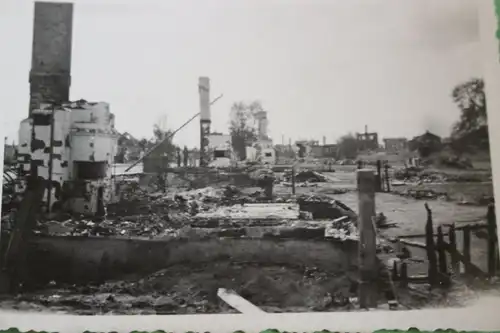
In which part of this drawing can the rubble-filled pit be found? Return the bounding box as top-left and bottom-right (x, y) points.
(1, 236), (366, 314)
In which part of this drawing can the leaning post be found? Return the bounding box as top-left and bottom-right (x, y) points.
(425, 203), (438, 286)
(487, 203), (498, 277)
(357, 169), (378, 309)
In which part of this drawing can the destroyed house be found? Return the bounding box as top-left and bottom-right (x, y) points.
(116, 132), (143, 162)
(383, 138), (408, 153)
(356, 127), (379, 152)
(295, 140), (318, 158)
(274, 144), (295, 159)
(408, 131), (442, 156)
(310, 144), (338, 158)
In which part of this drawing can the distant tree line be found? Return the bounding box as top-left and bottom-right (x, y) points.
(335, 77), (489, 160)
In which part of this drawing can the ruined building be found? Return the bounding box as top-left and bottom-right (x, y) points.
(310, 144), (338, 159)
(383, 138), (408, 153)
(17, 2), (119, 215)
(356, 126), (379, 152)
(408, 131), (442, 157)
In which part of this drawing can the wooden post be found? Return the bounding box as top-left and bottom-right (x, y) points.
(2, 176), (46, 292)
(177, 148), (181, 168)
(448, 224), (459, 274)
(487, 204), (497, 277)
(425, 203), (438, 287)
(357, 169), (378, 308)
(376, 160), (382, 192)
(384, 163), (390, 192)
(291, 165), (296, 195)
(264, 177), (273, 201)
(391, 261), (399, 281)
(463, 226), (471, 276)
(437, 226), (448, 278)
(400, 263), (408, 287)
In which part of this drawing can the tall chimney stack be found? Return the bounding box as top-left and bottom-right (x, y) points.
(29, 2), (73, 115)
(198, 77), (211, 167)
(254, 111), (268, 139)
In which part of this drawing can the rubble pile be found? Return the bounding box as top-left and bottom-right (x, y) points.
(41, 215), (180, 238)
(297, 194), (357, 221)
(437, 156), (473, 169)
(392, 188), (449, 201)
(324, 216), (358, 241)
(33, 184), (279, 237)
(393, 168), (487, 184)
(249, 168), (275, 181)
(393, 168), (444, 184)
(194, 203), (300, 221)
(284, 170), (330, 183)
(5, 261), (359, 314)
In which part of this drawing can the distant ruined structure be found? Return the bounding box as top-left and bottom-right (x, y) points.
(356, 125), (379, 152)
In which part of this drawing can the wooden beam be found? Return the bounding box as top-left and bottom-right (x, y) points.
(217, 288), (266, 314)
(398, 222), (488, 239)
(357, 169), (378, 309)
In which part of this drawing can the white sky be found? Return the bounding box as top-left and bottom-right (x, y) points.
(0, 0), (481, 148)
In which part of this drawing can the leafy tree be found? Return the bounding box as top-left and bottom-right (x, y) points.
(149, 123), (177, 162)
(450, 78), (489, 153)
(229, 101), (261, 160)
(337, 133), (358, 160)
(138, 138), (149, 150)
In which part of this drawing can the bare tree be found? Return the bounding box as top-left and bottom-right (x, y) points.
(150, 122), (177, 162)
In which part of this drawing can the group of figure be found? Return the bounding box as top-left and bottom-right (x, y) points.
(176, 146), (189, 167)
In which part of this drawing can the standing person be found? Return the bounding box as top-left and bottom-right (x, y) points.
(183, 146), (189, 167)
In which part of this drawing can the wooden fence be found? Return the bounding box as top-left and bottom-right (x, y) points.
(392, 203), (499, 287)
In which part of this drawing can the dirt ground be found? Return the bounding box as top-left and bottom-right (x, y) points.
(276, 169), (494, 279)
(0, 261), (359, 315)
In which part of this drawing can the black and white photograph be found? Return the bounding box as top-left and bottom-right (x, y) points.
(0, 0), (499, 317)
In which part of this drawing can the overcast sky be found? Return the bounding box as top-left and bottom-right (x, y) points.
(0, 0), (481, 148)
